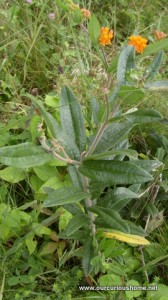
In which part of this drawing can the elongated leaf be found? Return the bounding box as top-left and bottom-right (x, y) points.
(60, 86), (86, 152)
(88, 14), (101, 45)
(43, 186), (88, 207)
(131, 159), (163, 172)
(99, 187), (139, 211)
(26, 93), (80, 160)
(79, 160), (153, 185)
(0, 143), (52, 168)
(103, 230), (150, 245)
(117, 46), (135, 83)
(82, 235), (94, 275)
(93, 121), (134, 154)
(85, 149), (138, 160)
(124, 109), (163, 123)
(89, 206), (129, 233)
(65, 214), (89, 236)
(144, 50), (163, 80)
(144, 80), (168, 92)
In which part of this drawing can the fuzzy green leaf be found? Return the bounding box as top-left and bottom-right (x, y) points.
(65, 214), (89, 236)
(0, 143), (52, 168)
(88, 14), (101, 45)
(79, 160), (153, 185)
(60, 86), (86, 152)
(93, 121), (134, 154)
(144, 80), (168, 92)
(43, 186), (89, 207)
(117, 46), (135, 83)
(124, 109), (163, 123)
(89, 206), (129, 233)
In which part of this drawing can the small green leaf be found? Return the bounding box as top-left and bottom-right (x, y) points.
(144, 50), (163, 80)
(45, 92), (59, 108)
(88, 14), (101, 45)
(39, 242), (58, 256)
(26, 235), (37, 255)
(79, 160), (153, 185)
(43, 186), (89, 207)
(125, 280), (142, 298)
(0, 143), (52, 168)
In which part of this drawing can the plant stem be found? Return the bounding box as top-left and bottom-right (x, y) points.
(83, 176), (98, 250)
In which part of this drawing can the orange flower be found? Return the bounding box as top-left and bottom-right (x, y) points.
(81, 8), (91, 19)
(154, 30), (167, 40)
(99, 27), (114, 46)
(128, 35), (148, 53)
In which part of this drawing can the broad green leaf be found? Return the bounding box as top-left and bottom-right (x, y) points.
(82, 235), (94, 275)
(103, 230), (150, 245)
(88, 14), (101, 45)
(0, 143), (52, 168)
(89, 206), (129, 233)
(59, 230), (87, 240)
(147, 284), (168, 300)
(34, 165), (58, 181)
(65, 214), (89, 236)
(0, 167), (25, 183)
(125, 221), (146, 236)
(144, 50), (163, 80)
(144, 80), (168, 92)
(85, 149), (138, 160)
(124, 109), (163, 123)
(117, 46), (135, 83)
(92, 121), (134, 154)
(43, 186), (89, 207)
(79, 160), (153, 185)
(91, 96), (100, 125)
(98, 274), (122, 287)
(118, 85), (144, 104)
(60, 86), (86, 152)
(125, 280), (142, 298)
(39, 176), (71, 193)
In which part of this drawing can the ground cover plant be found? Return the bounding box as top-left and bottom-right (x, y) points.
(0, 1), (168, 299)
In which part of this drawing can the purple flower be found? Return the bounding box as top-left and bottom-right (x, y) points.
(26, 0), (32, 3)
(48, 13), (55, 20)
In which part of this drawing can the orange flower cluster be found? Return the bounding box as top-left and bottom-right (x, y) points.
(99, 27), (114, 46)
(154, 30), (167, 40)
(128, 35), (148, 53)
(81, 8), (91, 19)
